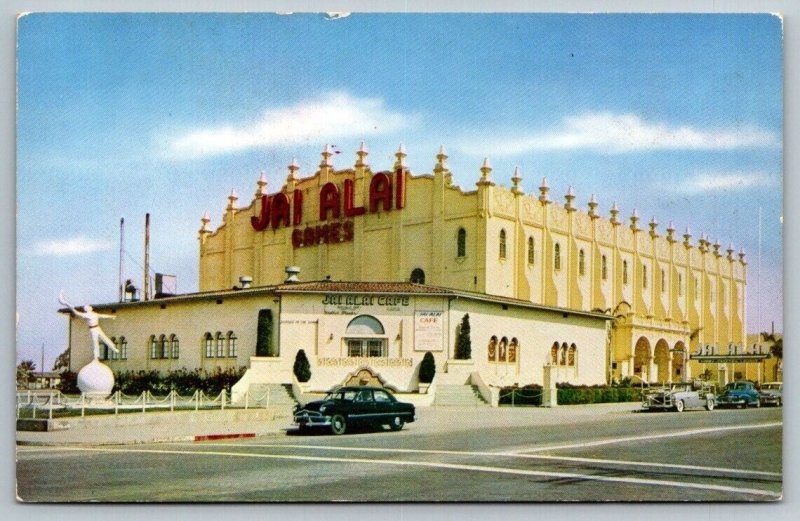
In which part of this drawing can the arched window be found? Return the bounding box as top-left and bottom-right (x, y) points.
(527, 237), (535, 265)
(601, 255), (608, 280)
(499, 337), (508, 362)
(568, 344), (577, 366)
(150, 335), (158, 359)
(623, 260), (629, 285)
(578, 249), (585, 276)
(204, 332), (213, 358)
(227, 331), (238, 357)
(661, 269), (666, 293)
(551, 342), (559, 365)
(508, 338), (518, 363)
(410, 268), (425, 284)
(159, 334), (169, 359)
(643, 265), (648, 289)
(560, 342), (568, 365)
(554, 243), (561, 271)
(345, 315), (387, 358)
(215, 332), (225, 357)
(489, 336), (498, 362)
(119, 336), (128, 360)
(457, 228), (466, 258)
(499, 229), (507, 259)
(170, 334), (180, 359)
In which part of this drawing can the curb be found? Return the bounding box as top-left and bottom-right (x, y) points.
(192, 433), (256, 442)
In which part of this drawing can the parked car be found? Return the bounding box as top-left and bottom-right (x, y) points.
(759, 382), (783, 407)
(293, 386), (416, 435)
(716, 381), (761, 408)
(642, 382), (716, 412)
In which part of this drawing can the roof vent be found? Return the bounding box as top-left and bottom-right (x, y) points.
(285, 266), (301, 283)
(239, 276), (253, 289)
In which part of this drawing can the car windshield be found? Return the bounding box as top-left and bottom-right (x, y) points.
(762, 383), (781, 390)
(670, 384), (691, 392)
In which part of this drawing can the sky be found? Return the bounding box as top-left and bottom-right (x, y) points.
(16, 13), (783, 370)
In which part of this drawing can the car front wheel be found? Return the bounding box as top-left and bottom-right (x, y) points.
(331, 415), (347, 435)
(389, 416), (405, 431)
(706, 399), (715, 411)
(675, 400), (685, 413)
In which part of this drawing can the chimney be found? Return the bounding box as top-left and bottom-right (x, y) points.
(285, 266), (301, 283)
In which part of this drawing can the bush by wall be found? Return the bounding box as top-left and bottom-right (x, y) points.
(293, 349), (311, 383)
(499, 383), (643, 406)
(418, 352), (436, 384)
(113, 367), (246, 396)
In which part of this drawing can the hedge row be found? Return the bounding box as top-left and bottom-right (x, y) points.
(499, 383), (644, 406)
(57, 366), (247, 396)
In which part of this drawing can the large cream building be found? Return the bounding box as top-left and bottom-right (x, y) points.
(66, 144), (759, 403)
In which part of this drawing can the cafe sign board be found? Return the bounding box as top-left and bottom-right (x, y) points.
(414, 311), (444, 351)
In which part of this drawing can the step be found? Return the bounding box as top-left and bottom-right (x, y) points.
(433, 385), (488, 406)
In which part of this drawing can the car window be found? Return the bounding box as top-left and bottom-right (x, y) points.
(354, 390), (373, 403)
(373, 390), (394, 403)
(341, 390), (358, 402)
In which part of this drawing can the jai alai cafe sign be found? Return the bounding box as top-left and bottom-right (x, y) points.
(250, 170), (405, 249)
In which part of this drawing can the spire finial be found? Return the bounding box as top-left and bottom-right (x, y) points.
(564, 185), (576, 211)
(434, 145), (449, 174)
(683, 226), (692, 247)
(320, 144), (333, 169)
(288, 158), (300, 178)
(649, 216), (659, 237)
(199, 210), (211, 235)
(588, 193), (599, 218)
(511, 166), (523, 193)
(538, 177), (550, 203)
(478, 157), (493, 184)
(610, 201), (620, 225)
(227, 188), (238, 210)
(630, 208), (640, 231)
(394, 144), (407, 168)
(356, 141), (369, 168)
(256, 171), (268, 196)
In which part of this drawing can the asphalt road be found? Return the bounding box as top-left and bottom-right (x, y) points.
(16, 406), (782, 502)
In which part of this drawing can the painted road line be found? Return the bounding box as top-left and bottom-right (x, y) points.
(202, 442), (781, 478)
(506, 421), (783, 454)
(22, 446), (782, 499)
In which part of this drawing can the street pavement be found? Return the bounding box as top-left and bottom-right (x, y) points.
(16, 403), (783, 502)
(16, 402), (642, 446)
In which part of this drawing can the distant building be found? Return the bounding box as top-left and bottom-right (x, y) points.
(64, 144), (759, 400)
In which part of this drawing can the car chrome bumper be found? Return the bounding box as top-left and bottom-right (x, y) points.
(293, 411), (332, 427)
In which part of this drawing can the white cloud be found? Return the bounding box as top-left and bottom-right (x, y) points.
(457, 111), (779, 156)
(165, 92), (413, 159)
(29, 236), (114, 256)
(675, 171), (778, 194)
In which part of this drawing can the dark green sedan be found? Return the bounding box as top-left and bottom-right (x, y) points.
(293, 386), (416, 435)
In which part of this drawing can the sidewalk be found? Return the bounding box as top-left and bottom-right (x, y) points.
(16, 402), (641, 446)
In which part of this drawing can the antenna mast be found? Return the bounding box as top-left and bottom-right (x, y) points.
(119, 217), (125, 302)
(144, 213), (150, 301)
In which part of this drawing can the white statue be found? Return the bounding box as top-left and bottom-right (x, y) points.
(59, 292), (119, 361)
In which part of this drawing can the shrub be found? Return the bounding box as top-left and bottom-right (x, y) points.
(418, 352), (436, 384)
(293, 349), (311, 383)
(112, 367), (247, 396)
(499, 384), (543, 406)
(57, 370), (79, 394)
(454, 314), (472, 360)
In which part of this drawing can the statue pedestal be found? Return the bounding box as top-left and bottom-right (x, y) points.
(542, 364), (558, 407)
(77, 360), (115, 399)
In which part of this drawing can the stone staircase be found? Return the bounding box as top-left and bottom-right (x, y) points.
(433, 384), (488, 406)
(237, 383), (297, 408)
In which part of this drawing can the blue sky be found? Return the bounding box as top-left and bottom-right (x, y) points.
(16, 13), (783, 369)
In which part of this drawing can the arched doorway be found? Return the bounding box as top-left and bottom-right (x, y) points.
(672, 341), (686, 382)
(633, 337), (651, 382)
(654, 339), (670, 383)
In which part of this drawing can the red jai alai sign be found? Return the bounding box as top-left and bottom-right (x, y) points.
(250, 170), (406, 249)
